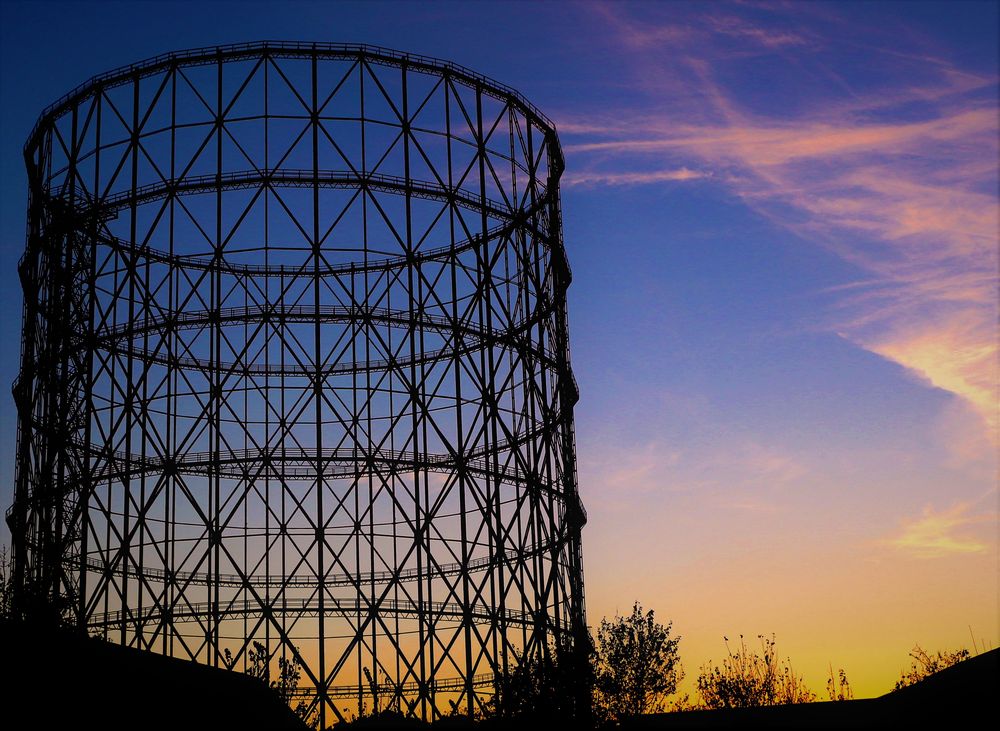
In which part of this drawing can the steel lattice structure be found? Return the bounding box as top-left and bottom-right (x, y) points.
(8, 42), (586, 723)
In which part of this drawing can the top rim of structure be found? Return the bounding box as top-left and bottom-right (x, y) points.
(25, 40), (563, 163)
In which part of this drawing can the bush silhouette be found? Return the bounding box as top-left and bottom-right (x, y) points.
(488, 635), (592, 721)
(825, 665), (853, 701)
(696, 634), (815, 708)
(228, 641), (317, 727)
(893, 644), (970, 691)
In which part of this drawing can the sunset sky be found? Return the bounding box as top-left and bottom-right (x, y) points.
(1, 0), (996, 699)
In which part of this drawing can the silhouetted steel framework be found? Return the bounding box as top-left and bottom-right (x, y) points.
(9, 42), (586, 723)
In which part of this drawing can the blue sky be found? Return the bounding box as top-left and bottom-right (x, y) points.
(1, 0), (996, 697)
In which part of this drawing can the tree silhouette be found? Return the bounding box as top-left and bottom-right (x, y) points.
(594, 601), (683, 721)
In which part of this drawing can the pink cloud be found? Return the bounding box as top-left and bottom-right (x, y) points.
(857, 311), (997, 431)
(582, 438), (806, 514)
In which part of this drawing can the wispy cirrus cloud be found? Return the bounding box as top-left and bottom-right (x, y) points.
(706, 14), (809, 49)
(881, 502), (993, 558)
(562, 2), (999, 443)
(582, 437), (806, 513)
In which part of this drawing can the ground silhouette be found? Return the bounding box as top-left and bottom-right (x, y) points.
(4, 616), (996, 729)
(620, 648), (998, 729)
(2, 618), (306, 729)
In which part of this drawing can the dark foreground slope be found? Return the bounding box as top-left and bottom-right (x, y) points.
(3, 618), (995, 730)
(621, 648), (999, 729)
(2, 619), (307, 730)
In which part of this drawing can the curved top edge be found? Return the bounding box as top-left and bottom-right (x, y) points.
(25, 41), (562, 166)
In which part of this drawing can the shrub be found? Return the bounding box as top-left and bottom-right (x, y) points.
(826, 665), (853, 701)
(230, 641), (317, 728)
(489, 636), (592, 721)
(893, 645), (970, 690)
(696, 634), (815, 708)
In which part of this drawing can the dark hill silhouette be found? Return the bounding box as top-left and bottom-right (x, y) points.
(2, 619), (306, 730)
(3, 618), (995, 730)
(620, 648), (999, 729)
